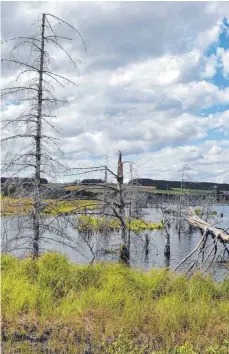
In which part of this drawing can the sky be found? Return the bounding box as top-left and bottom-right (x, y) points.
(1, 1), (229, 183)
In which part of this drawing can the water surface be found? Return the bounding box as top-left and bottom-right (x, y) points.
(2, 205), (229, 281)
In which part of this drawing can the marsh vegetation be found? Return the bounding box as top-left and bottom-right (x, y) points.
(2, 252), (229, 354)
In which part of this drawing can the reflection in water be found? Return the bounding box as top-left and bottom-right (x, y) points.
(144, 233), (149, 260)
(1, 206), (229, 281)
(164, 255), (170, 269)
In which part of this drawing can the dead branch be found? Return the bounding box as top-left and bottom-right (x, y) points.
(188, 207), (229, 242)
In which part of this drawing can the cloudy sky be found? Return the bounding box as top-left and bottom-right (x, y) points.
(1, 1), (229, 183)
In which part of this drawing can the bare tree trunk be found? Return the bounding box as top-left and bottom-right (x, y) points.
(164, 229), (170, 257)
(118, 179), (125, 237)
(33, 14), (45, 258)
(145, 232), (149, 258)
(128, 193), (131, 254)
(127, 164), (133, 254)
(161, 208), (171, 259)
(117, 151), (129, 265)
(178, 195), (182, 239)
(103, 155), (108, 214)
(2, 13), (86, 258)
(118, 172), (129, 263)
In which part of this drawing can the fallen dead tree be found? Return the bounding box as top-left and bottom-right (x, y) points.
(173, 207), (229, 276)
(188, 207), (229, 242)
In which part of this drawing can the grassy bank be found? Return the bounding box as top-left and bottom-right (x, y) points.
(47, 183), (214, 196)
(143, 188), (213, 196)
(1, 252), (229, 353)
(0, 184), (214, 217)
(1, 197), (98, 216)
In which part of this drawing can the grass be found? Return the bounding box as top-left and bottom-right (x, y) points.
(75, 215), (164, 233)
(49, 184), (214, 196)
(194, 208), (218, 216)
(64, 185), (82, 191)
(134, 187), (214, 196)
(1, 197), (99, 216)
(150, 188), (214, 196)
(171, 188), (213, 194)
(1, 252), (229, 353)
(1, 185), (215, 217)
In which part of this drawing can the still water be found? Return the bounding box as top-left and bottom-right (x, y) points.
(1, 205), (229, 281)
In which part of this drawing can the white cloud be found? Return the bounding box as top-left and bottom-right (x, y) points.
(210, 110), (229, 134)
(196, 21), (222, 51)
(207, 145), (223, 155)
(220, 49), (229, 77)
(201, 54), (218, 79)
(1, 2), (229, 183)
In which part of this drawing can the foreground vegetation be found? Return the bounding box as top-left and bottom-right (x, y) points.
(1, 252), (229, 353)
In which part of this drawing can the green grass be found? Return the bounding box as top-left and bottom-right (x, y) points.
(1, 252), (229, 353)
(47, 184), (214, 197)
(211, 210), (218, 215)
(195, 208), (201, 216)
(195, 208), (218, 216)
(75, 215), (164, 233)
(151, 188), (213, 196)
(1, 197), (99, 216)
(1, 186), (215, 218)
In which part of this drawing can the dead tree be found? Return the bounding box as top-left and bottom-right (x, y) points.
(162, 210), (171, 258)
(127, 164), (133, 254)
(1, 13), (86, 258)
(65, 151), (138, 265)
(98, 151), (131, 264)
(188, 207), (229, 242)
(173, 207), (229, 276)
(116, 151), (128, 262)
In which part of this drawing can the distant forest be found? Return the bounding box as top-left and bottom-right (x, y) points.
(1, 177), (229, 192)
(1, 177), (48, 185)
(128, 178), (229, 191)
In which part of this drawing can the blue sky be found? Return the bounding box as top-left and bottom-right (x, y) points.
(205, 17), (229, 91)
(196, 18), (229, 145)
(1, 2), (229, 183)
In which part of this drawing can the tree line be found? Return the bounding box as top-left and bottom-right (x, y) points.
(129, 178), (229, 191)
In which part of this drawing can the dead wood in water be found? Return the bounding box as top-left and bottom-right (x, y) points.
(172, 207), (229, 275)
(188, 207), (229, 242)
